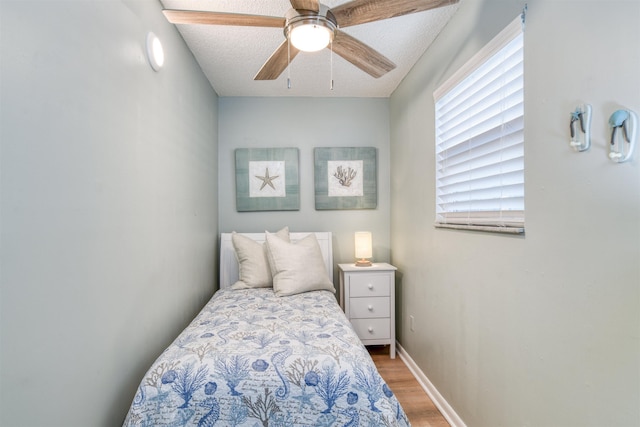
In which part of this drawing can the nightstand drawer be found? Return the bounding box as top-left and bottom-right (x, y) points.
(349, 297), (390, 319)
(349, 274), (390, 297)
(351, 318), (391, 340)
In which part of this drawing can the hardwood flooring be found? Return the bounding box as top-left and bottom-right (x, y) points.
(369, 345), (450, 427)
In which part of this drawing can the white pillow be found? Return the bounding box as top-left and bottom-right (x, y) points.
(231, 227), (289, 289)
(265, 232), (335, 296)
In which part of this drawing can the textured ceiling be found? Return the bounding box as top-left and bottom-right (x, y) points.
(159, 0), (459, 97)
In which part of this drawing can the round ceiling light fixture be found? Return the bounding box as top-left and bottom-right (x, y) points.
(284, 9), (337, 52)
(146, 32), (164, 71)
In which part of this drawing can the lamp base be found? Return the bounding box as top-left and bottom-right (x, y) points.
(355, 259), (372, 267)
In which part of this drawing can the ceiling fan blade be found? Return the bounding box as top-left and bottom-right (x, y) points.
(331, 0), (459, 27)
(289, 0), (319, 12)
(331, 30), (395, 78)
(162, 10), (285, 28)
(254, 40), (300, 80)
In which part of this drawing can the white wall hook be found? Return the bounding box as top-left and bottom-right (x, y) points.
(608, 109), (637, 163)
(569, 104), (591, 152)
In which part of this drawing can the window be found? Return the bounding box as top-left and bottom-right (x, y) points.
(434, 14), (525, 234)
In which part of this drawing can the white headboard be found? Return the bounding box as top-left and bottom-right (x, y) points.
(219, 232), (333, 290)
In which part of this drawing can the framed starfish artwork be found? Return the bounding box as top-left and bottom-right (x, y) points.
(235, 148), (299, 211)
(314, 147), (377, 210)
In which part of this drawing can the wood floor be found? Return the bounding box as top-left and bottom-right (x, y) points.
(369, 346), (450, 427)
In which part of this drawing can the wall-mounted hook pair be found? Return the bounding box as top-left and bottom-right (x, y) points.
(608, 109), (637, 163)
(568, 105), (637, 163)
(569, 104), (591, 152)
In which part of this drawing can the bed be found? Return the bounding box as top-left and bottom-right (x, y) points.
(123, 230), (410, 426)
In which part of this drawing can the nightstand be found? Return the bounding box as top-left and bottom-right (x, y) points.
(338, 263), (397, 358)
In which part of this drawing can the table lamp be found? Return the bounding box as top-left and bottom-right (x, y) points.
(354, 231), (373, 267)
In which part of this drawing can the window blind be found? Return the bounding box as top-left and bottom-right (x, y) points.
(434, 15), (524, 233)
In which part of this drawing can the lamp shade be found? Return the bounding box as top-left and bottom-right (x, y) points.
(354, 231), (372, 260)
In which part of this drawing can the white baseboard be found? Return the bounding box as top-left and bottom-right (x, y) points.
(396, 342), (467, 427)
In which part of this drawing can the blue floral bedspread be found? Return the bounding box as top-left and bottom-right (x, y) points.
(123, 288), (410, 426)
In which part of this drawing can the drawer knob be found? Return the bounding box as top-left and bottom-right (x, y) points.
(367, 283), (373, 290)
(368, 326), (374, 333)
(367, 305), (373, 311)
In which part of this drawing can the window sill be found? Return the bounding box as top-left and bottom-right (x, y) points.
(435, 223), (525, 235)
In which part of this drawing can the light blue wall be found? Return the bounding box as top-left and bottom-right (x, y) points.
(390, 1), (640, 426)
(0, 1), (219, 425)
(218, 97), (392, 287)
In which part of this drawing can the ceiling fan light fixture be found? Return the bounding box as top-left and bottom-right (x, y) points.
(285, 11), (336, 53)
(289, 22), (333, 52)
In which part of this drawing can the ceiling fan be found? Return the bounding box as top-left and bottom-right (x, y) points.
(162, 0), (459, 81)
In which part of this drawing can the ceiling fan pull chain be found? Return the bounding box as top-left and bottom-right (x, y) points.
(330, 40), (334, 91)
(287, 38), (292, 89)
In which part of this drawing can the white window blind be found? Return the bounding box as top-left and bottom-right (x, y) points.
(434, 15), (524, 234)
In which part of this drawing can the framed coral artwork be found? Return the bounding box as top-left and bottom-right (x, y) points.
(314, 147), (377, 210)
(235, 148), (299, 211)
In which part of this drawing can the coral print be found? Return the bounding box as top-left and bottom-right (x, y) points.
(333, 165), (357, 187)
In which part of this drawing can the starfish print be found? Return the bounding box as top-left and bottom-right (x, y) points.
(255, 167), (279, 190)
(291, 390), (315, 408)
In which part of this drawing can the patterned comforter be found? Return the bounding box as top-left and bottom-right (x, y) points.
(123, 288), (410, 426)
